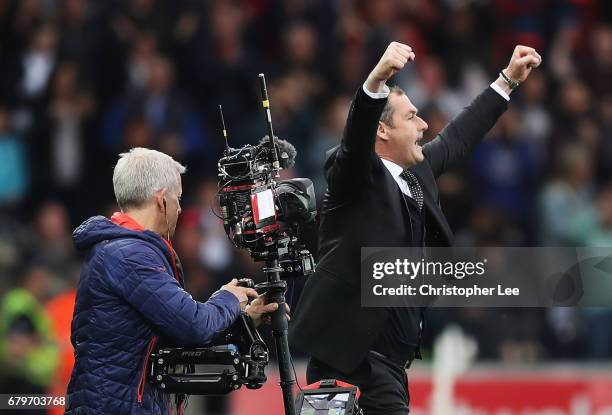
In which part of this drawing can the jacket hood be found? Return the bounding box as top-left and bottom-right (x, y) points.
(73, 216), (168, 254)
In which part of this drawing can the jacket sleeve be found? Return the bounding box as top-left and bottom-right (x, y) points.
(326, 87), (388, 197)
(107, 244), (241, 346)
(423, 86), (508, 178)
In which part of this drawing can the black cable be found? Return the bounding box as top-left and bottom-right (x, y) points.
(290, 354), (302, 392)
(291, 354), (320, 413)
(210, 204), (223, 220)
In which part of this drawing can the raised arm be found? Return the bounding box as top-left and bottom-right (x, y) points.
(327, 42), (415, 195)
(424, 45), (542, 177)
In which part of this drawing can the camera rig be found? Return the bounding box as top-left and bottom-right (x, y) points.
(216, 74), (317, 415)
(148, 284), (269, 394)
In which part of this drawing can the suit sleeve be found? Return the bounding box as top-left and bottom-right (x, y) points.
(326, 87), (388, 196)
(108, 245), (241, 346)
(423, 86), (508, 178)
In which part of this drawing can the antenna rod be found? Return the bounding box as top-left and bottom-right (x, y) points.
(258, 73), (280, 173)
(218, 105), (230, 155)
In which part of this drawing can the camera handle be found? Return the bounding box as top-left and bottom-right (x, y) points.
(255, 259), (296, 415)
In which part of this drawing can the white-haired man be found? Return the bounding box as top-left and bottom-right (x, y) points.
(65, 148), (277, 415)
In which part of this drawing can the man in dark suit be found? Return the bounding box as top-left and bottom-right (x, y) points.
(289, 42), (542, 414)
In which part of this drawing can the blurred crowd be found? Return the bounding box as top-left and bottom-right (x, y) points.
(0, 0), (611, 410)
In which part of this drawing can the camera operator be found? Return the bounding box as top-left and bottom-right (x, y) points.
(290, 42), (541, 414)
(65, 147), (279, 415)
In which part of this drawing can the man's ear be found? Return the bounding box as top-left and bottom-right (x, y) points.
(377, 121), (389, 141)
(155, 188), (167, 212)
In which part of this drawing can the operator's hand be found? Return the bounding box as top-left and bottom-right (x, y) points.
(504, 45), (542, 84)
(221, 278), (259, 310)
(246, 295), (291, 327)
(365, 42), (415, 93)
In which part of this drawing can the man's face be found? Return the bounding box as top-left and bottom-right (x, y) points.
(165, 177), (182, 239)
(381, 93), (429, 167)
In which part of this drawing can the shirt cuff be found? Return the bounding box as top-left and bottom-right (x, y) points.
(362, 83), (390, 99)
(490, 82), (510, 101)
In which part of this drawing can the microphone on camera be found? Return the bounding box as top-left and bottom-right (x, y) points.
(259, 136), (297, 169)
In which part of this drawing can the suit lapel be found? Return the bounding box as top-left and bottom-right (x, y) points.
(380, 159), (406, 216)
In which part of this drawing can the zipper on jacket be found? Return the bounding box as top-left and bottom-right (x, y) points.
(137, 336), (158, 404)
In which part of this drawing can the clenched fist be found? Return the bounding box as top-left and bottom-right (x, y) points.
(504, 45), (543, 84)
(365, 42), (415, 93)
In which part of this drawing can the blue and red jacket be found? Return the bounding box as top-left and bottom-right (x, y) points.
(65, 214), (240, 414)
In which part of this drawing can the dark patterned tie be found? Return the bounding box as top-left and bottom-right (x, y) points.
(400, 169), (424, 211)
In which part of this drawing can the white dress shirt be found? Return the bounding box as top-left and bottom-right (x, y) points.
(381, 158), (413, 197)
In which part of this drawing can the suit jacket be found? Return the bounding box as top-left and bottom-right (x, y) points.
(289, 86), (508, 373)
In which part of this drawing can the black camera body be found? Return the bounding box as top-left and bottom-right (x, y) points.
(218, 137), (316, 277)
